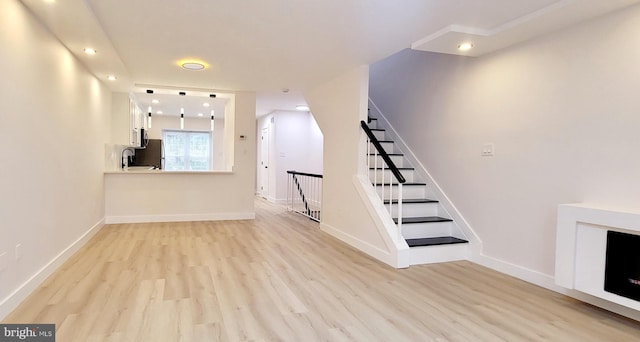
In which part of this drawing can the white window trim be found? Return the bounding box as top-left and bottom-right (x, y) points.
(162, 129), (214, 171)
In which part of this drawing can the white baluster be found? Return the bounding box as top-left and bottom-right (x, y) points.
(398, 183), (403, 241)
(381, 160), (385, 202)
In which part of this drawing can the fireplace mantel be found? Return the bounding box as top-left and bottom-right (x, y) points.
(556, 203), (640, 311)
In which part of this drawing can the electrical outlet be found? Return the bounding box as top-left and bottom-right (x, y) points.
(482, 143), (494, 157)
(15, 244), (22, 260)
(0, 252), (7, 271)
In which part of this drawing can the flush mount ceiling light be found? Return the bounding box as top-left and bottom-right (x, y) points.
(197, 113), (204, 117)
(457, 42), (474, 51)
(178, 59), (208, 71)
(203, 103), (210, 107)
(107, 75), (117, 81)
(152, 99), (159, 104)
(156, 110), (163, 115)
(296, 105), (310, 111)
(83, 48), (97, 55)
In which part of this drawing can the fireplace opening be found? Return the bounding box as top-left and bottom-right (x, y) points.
(605, 230), (640, 301)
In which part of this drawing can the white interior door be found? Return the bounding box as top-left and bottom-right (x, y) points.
(260, 127), (269, 198)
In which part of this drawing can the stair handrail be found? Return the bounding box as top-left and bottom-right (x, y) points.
(360, 121), (406, 184)
(286, 170), (323, 178)
(361, 120), (406, 241)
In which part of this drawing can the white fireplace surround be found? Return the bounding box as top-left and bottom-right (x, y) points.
(556, 203), (640, 312)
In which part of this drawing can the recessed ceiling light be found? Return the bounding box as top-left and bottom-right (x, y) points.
(179, 60), (207, 70)
(83, 48), (97, 55)
(197, 113), (204, 117)
(152, 99), (159, 104)
(203, 103), (210, 107)
(296, 105), (310, 111)
(457, 42), (473, 51)
(107, 75), (117, 81)
(156, 110), (163, 115)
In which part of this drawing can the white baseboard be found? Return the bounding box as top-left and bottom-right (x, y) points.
(471, 252), (560, 291)
(471, 252), (640, 321)
(0, 218), (105, 320)
(105, 212), (255, 224)
(320, 222), (395, 267)
(265, 196), (287, 205)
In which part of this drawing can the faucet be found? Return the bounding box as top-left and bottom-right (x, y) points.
(121, 147), (135, 169)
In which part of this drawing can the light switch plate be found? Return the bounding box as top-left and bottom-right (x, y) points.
(482, 143), (494, 157)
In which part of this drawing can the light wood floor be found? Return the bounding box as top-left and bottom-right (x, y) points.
(4, 199), (640, 341)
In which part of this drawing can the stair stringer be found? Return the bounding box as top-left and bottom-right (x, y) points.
(368, 98), (483, 258)
(353, 175), (411, 268)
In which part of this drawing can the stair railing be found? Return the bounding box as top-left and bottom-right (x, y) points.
(361, 120), (405, 241)
(287, 170), (323, 222)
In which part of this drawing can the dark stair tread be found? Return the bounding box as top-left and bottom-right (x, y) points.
(369, 166), (412, 170)
(368, 153), (403, 156)
(393, 216), (452, 224)
(383, 199), (438, 204)
(374, 182), (425, 186)
(370, 128), (385, 131)
(375, 140), (394, 143)
(406, 236), (468, 247)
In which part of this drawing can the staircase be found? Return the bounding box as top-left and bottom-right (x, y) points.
(287, 170), (323, 222)
(363, 117), (468, 265)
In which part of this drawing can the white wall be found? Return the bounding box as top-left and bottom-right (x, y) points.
(369, 5), (640, 278)
(145, 115), (226, 170)
(256, 111), (324, 203)
(304, 66), (393, 262)
(0, 0), (111, 319)
(105, 92), (257, 222)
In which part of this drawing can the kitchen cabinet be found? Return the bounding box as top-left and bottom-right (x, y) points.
(111, 92), (144, 146)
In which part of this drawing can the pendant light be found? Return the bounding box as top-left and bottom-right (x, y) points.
(180, 107), (185, 129)
(209, 93), (216, 132)
(179, 91), (186, 130)
(147, 106), (152, 128)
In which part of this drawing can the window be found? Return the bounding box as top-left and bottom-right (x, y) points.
(162, 130), (212, 171)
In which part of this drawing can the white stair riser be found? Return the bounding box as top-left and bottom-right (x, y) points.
(408, 243), (468, 265)
(369, 142), (396, 153)
(401, 221), (452, 239)
(369, 169), (415, 183)
(385, 202), (438, 218)
(375, 185), (425, 199)
(367, 120), (378, 129)
(368, 155), (404, 167)
(371, 130), (385, 140)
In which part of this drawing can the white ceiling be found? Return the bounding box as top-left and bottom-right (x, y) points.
(20, 0), (639, 114)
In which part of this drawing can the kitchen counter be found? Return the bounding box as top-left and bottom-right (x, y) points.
(104, 167), (233, 175)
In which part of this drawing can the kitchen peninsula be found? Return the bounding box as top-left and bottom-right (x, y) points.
(104, 169), (255, 224)
(104, 90), (257, 225)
